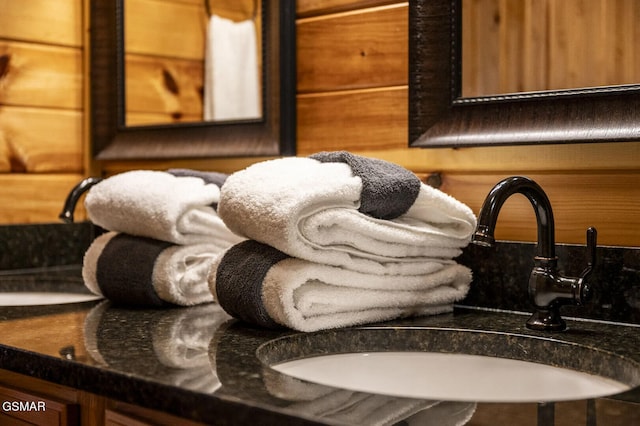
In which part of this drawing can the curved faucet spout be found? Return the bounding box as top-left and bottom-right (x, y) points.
(59, 177), (103, 223)
(472, 176), (555, 260)
(471, 176), (597, 331)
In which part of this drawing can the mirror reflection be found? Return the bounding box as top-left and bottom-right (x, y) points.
(462, 0), (640, 98)
(124, 0), (262, 126)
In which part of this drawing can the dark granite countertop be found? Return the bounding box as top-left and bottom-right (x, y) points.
(0, 268), (638, 425)
(0, 224), (638, 424)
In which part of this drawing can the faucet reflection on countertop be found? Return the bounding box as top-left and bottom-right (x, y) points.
(471, 176), (597, 331)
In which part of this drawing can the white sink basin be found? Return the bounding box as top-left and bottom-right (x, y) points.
(261, 326), (639, 403)
(272, 351), (629, 403)
(0, 292), (103, 306)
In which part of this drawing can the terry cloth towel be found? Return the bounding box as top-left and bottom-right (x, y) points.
(218, 152), (477, 274)
(204, 14), (261, 121)
(84, 302), (228, 392)
(210, 240), (472, 332)
(83, 231), (223, 307)
(85, 169), (244, 246)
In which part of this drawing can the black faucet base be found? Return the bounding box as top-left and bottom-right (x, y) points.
(526, 309), (567, 332)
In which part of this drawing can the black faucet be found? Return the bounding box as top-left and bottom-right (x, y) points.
(472, 176), (596, 331)
(59, 177), (103, 223)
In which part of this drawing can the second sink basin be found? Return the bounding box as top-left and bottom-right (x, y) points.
(0, 292), (102, 306)
(259, 325), (640, 403)
(272, 351), (628, 402)
(0, 270), (102, 307)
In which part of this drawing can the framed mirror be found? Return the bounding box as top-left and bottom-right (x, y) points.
(409, 0), (640, 148)
(90, 0), (296, 160)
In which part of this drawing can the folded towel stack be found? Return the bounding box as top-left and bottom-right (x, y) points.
(209, 152), (477, 331)
(82, 169), (244, 307)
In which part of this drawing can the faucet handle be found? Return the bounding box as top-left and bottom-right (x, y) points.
(578, 227), (597, 303)
(582, 227), (597, 277)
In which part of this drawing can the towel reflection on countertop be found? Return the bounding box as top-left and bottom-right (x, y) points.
(84, 301), (231, 393)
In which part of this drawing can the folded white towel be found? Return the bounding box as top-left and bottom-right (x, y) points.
(204, 14), (261, 121)
(210, 240), (472, 332)
(85, 170), (244, 246)
(83, 232), (224, 306)
(218, 154), (477, 274)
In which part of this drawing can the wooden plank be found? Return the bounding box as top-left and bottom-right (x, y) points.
(355, 144), (640, 175)
(0, 370), (80, 405)
(297, 4), (408, 93)
(206, 0), (260, 22)
(522, 0), (548, 92)
(125, 0), (206, 60)
(0, 174), (86, 224)
(296, 0), (401, 17)
(0, 130), (9, 172)
(101, 156), (274, 176)
(548, 0), (606, 90)
(499, 0), (526, 94)
(124, 53), (204, 122)
(0, 0), (82, 47)
(0, 41), (82, 109)
(0, 107), (83, 173)
(125, 112), (203, 126)
(296, 86), (407, 155)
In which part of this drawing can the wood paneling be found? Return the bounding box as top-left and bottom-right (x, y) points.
(124, 54), (203, 124)
(297, 0), (400, 17)
(297, 86), (407, 154)
(125, 0), (206, 60)
(0, 174), (86, 223)
(0, 0), (85, 224)
(434, 172), (640, 247)
(0, 107), (82, 172)
(0, 42), (82, 109)
(0, 0), (82, 47)
(463, 0), (640, 97)
(296, 3), (407, 92)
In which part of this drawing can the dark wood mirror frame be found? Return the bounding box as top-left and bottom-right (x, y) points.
(409, 0), (640, 148)
(90, 0), (296, 160)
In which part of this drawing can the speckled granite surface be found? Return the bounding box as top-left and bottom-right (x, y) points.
(0, 301), (638, 425)
(458, 241), (640, 325)
(0, 222), (94, 271)
(0, 224), (639, 424)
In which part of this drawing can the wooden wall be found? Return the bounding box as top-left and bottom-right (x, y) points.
(1, 0), (639, 249)
(0, 0), (86, 223)
(463, 0), (640, 96)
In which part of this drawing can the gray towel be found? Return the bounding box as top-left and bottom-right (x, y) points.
(310, 151), (421, 220)
(83, 232), (222, 307)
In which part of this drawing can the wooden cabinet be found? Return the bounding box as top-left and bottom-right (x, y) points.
(104, 409), (153, 426)
(104, 405), (205, 426)
(0, 383), (78, 426)
(0, 369), (205, 426)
